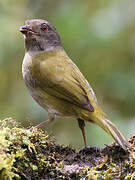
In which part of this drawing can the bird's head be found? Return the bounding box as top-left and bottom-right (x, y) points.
(20, 19), (62, 53)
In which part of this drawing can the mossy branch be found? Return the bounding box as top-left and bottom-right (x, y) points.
(0, 118), (135, 180)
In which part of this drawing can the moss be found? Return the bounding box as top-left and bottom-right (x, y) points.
(0, 118), (134, 179)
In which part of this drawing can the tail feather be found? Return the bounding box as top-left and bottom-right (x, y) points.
(79, 106), (130, 150)
(95, 117), (130, 150)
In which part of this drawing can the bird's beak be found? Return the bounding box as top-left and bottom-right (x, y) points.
(20, 25), (38, 35)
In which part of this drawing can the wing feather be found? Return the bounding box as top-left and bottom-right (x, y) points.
(32, 51), (96, 112)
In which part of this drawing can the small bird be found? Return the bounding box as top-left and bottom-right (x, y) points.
(20, 19), (129, 150)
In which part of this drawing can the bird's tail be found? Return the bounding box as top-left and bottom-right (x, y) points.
(94, 116), (129, 150)
(80, 108), (130, 150)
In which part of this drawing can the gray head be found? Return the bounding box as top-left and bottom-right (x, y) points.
(20, 19), (62, 53)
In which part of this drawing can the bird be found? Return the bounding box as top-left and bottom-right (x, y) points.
(20, 19), (129, 150)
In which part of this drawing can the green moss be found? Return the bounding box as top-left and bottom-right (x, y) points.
(0, 118), (134, 179)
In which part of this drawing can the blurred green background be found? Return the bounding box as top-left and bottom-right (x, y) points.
(0, 0), (135, 149)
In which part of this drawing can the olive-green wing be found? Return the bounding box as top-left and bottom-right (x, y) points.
(33, 52), (96, 112)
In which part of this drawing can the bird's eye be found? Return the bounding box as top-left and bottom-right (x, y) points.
(41, 23), (48, 32)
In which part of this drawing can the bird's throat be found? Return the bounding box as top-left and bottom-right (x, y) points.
(25, 38), (44, 53)
(25, 37), (62, 56)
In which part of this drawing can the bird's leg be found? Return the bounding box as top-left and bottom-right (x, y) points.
(35, 113), (55, 128)
(77, 118), (87, 146)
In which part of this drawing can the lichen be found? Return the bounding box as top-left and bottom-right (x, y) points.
(0, 118), (134, 179)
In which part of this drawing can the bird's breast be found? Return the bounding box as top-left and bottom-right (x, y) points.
(22, 52), (36, 89)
